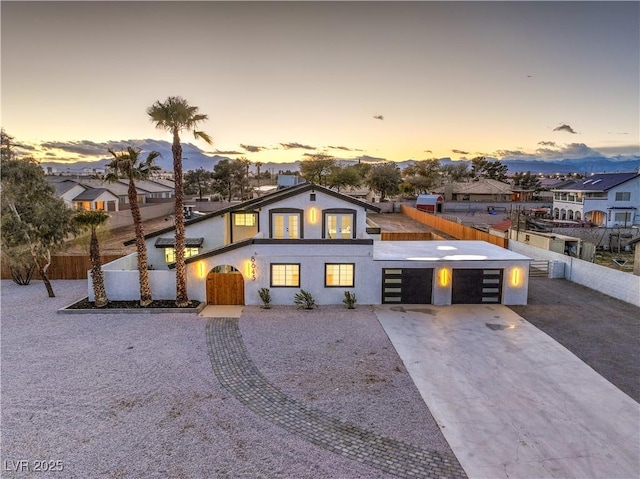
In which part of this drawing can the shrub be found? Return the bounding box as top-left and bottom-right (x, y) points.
(294, 289), (316, 310)
(258, 287), (272, 309)
(343, 291), (357, 309)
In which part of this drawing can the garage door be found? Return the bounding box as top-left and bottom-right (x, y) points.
(451, 269), (503, 304)
(382, 268), (433, 304)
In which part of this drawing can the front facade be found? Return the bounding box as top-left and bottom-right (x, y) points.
(103, 182), (531, 306)
(552, 172), (640, 227)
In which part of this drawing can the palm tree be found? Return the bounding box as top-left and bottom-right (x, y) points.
(74, 209), (110, 307)
(254, 161), (263, 186)
(147, 96), (212, 307)
(106, 147), (160, 306)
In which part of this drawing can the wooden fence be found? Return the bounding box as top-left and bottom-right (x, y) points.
(401, 205), (508, 248)
(381, 232), (434, 241)
(1, 255), (124, 280)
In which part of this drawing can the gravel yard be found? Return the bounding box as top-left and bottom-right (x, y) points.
(1, 280), (451, 479)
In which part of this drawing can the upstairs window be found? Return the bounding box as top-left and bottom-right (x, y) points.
(233, 212), (257, 226)
(165, 247), (199, 263)
(323, 209), (356, 239)
(615, 192), (631, 201)
(270, 209), (303, 239)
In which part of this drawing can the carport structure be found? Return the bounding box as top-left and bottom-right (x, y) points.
(373, 241), (531, 305)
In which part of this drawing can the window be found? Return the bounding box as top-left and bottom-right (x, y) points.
(165, 247), (200, 263)
(323, 209), (356, 239)
(270, 264), (300, 287)
(614, 212), (632, 223)
(325, 263), (354, 287)
(234, 213), (256, 226)
(615, 192), (631, 201)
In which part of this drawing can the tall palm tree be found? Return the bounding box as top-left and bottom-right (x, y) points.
(147, 96), (212, 307)
(254, 161), (263, 186)
(106, 146), (160, 306)
(74, 209), (110, 307)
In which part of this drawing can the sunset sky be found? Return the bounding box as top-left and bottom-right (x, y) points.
(2, 1), (639, 165)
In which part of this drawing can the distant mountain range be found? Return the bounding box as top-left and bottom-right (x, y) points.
(39, 139), (640, 175)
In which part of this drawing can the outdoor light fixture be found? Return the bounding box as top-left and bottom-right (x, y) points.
(197, 261), (206, 279)
(438, 267), (451, 287)
(510, 267), (523, 287)
(244, 260), (252, 278)
(309, 207), (318, 224)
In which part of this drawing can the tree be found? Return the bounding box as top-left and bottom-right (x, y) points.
(402, 159), (440, 194)
(471, 156), (508, 182)
(328, 164), (362, 192)
(74, 210), (110, 307)
(105, 147), (160, 306)
(299, 154), (335, 186)
(512, 171), (541, 191)
(365, 162), (402, 200)
(147, 96), (212, 307)
(1, 157), (77, 297)
(212, 159), (248, 201)
(440, 162), (470, 184)
(184, 168), (213, 200)
(254, 161), (264, 186)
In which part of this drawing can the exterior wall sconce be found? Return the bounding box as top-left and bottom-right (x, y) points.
(197, 261), (206, 279)
(510, 267), (523, 287)
(437, 267), (451, 287)
(244, 256), (257, 280)
(309, 207), (318, 224)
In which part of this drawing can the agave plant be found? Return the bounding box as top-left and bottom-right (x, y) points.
(294, 289), (316, 310)
(343, 291), (357, 309)
(258, 287), (272, 309)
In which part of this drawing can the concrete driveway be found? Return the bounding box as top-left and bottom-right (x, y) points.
(374, 304), (639, 479)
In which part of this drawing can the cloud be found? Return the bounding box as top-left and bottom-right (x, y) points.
(538, 141), (557, 147)
(424, 150), (432, 153)
(280, 142), (315, 150)
(494, 149), (536, 159)
(553, 124), (577, 134)
(373, 114), (384, 120)
(328, 145), (353, 151)
(240, 144), (266, 153)
(451, 149), (469, 155)
(213, 149), (243, 155)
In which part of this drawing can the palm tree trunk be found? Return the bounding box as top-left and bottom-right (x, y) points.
(129, 178), (153, 306)
(89, 227), (108, 307)
(172, 131), (189, 306)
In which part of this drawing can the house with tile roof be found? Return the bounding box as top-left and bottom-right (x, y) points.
(435, 178), (513, 202)
(97, 182), (532, 306)
(551, 171), (640, 227)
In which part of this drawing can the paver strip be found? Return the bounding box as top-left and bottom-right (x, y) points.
(206, 317), (467, 479)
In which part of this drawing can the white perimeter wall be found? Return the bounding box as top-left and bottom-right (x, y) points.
(509, 241), (640, 307)
(88, 269), (176, 301)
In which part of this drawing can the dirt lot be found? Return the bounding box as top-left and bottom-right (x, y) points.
(63, 216), (174, 256)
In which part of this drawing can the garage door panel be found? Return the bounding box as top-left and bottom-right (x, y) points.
(452, 269), (503, 304)
(382, 268), (433, 304)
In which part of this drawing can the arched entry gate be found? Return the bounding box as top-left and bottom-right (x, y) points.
(206, 265), (245, 305)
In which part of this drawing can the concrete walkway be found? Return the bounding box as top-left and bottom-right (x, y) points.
(206, 317), (467, 479)
(374, 304), (640, 479)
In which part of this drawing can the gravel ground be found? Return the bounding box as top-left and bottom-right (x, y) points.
(1, 280), (451, 479)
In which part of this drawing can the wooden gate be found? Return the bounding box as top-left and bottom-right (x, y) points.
(206, 272), (245, 305)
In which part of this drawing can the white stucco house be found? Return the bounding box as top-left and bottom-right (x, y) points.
(552, 171), (640, 227)
(98, 182), (531, 306)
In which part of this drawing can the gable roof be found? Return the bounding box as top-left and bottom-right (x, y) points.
(72, 188), (118, 201)
(50, 179), (85, 196)
(123, 182), (381, 245)
(553, 172), (639, 192)
(436, 179), (512, 195)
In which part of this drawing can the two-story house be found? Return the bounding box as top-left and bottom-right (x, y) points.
(552, 171), (640, 227)
(98, 182), (531, 306)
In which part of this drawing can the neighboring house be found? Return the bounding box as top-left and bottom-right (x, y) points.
(551, 172), (640, 227)
(117, 179), (174, 199)
(436, 179), (513, 202)
(45, 178), (88, 207)
(489, 219), (511, 239)
(99, 182), (531, 306)
(72, 188), (120, 212)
